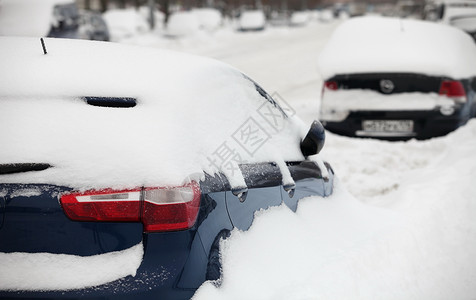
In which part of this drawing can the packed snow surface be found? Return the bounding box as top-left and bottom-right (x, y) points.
(318, 16), (476, 79)
(0, 243), (143, 291)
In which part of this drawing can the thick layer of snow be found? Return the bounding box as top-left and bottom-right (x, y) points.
(192, 8), (223, 31)
(166, 11), (201, 37)
(0, 0), (73, 37)
(320, 90), (455, 114)
(102, 8), (149, 40)
(290, 11), (310, 26)
(0, 243), (143, 291)
(0, 37), (307, 190)
(239, 10), (266, 30)
(318, 17), (476, 79)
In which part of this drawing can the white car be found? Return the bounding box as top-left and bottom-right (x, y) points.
(239, 10), (266, 31)
(290, 11), (310, 26)
(428, 0), (476, 39)
(193, 8), (223, 31)
(0, 0), (79, 38)
(165, 11), (201, 37)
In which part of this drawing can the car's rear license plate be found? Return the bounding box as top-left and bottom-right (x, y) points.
(362, 120), (414, 133)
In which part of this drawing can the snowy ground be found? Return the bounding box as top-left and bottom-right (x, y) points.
(117, 21), (476, 299)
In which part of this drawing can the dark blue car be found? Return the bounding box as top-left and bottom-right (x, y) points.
(0, 37), (333, 299)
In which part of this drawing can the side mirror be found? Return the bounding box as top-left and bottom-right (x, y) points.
(300, 120), (325, 157)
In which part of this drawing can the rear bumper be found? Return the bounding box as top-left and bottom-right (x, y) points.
(322, 109), (468, 140)
(0, 230), (207, 300)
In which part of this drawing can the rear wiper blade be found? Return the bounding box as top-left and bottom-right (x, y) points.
(0, 163), (51, 175)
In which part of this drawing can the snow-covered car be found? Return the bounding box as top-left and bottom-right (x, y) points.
(429, 0), (476, 40)
(79, 10), (110, 41)
(238, 10), (266, 31)
(0, 0), (79, 38)
(0, 37), (333, 299)
(290, 11), (310, 26)
(318, 17), (476, 140)
(102, 8), (149, 40)
(269, 11), (289, 26)
(165, 11), (201, 37)
(318, 9), (334, 22)
(192, 8), (223, 31)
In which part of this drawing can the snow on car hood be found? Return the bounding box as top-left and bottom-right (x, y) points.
(0, 37), (307, 190)
(318, 16), (476, 79)
(0, 243), (143, 291)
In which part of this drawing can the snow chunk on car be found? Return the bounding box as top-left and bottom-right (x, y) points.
(318, 16), (476, 79)
(0, 37), (307, 190)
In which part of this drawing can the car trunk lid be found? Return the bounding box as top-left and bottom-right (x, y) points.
(0, 182), (143, 256)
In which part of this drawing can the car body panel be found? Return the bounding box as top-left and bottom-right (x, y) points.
(0, 162), (332, 299)
(0, 184), (143, 255)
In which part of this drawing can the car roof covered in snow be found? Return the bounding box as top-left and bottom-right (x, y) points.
(0, 37), (306, 190)
(317, 16), (476, 79)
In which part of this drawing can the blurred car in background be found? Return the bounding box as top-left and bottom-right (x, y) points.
(318, 17), (476, 140)
(0, 0), (79, 38)
(79, 10), (110, 41)
(192, 8), (223, 31)
(165, 11), (201, 37)
(426, 0), (476, 40)
(290, 11), (310, 26)
(102, 8), (149, 40)
(238, 10), (266, 31)
(318, 9), (335, 22)
(0, 37), (333, 299)
(269, 11), (289, 26)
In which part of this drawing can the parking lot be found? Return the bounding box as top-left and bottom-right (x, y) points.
(1, 8), (476, 300)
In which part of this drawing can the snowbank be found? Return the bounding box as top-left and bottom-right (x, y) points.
(318, 16), (476, 79)
(239, 10), (266, 30)
(193, 120), (476, 299)
(0, 37), (307, 190)
(0, 243), (143, 291)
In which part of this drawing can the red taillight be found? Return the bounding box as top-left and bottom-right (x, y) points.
(60, 183), (201, 232)
(142, 184), (201, 232)
(439, 80), (466, 103)
(324, 81), (338, 91)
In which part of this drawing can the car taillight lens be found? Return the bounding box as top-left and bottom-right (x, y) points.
(60, 183), (201, 232)
(439, 80), (467, 103)
(324, 81), (338, 91)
